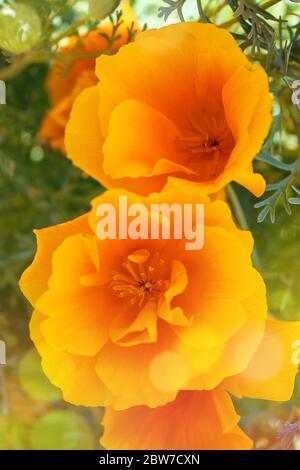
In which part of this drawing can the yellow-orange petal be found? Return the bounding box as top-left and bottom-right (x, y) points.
(109, 301), (157, 346)
(177, 227), (258, 304)
(98, 323), (223, 409)
(222, 64), (271, 196)
(233, 168), (266, 197)
(66, 87), (167, 195)
(48, 233), (103, 292)
(225, 318), (300, 401)
(173, 299), (247, 350)
(30, 310), (111, 407)
(65, 85), (106, 183)
(96, 23), (243, 95)
(158, 260), (189, 327)
(101, 387), (252, 450)
(36, 288), (110, 356)
(95, 324), (181, 409)
(19, 214), (91, 306)
(103, 99), (182, 179)
(33, 233), (117, 356)
(185, 271), (267, 390)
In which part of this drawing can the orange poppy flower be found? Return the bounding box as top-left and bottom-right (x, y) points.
(20, 179), (296, 412)
(40, 0), (138, 153)
(101, 317), (300, 449)
(65, 22), (272, 196)
(101, 387), (252, 450)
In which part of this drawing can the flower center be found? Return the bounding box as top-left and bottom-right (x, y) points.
(178, 133), (220, 155)
(177, 111), (235, 178)
(111, 250), (168, 307)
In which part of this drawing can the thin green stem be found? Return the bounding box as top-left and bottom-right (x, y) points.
(0, 51), (53, 81)
(196, 0), (208, 22)
(177, 6), (185, 22)
(227, 184), (249, 230)
(49, 14), (90, 45)
(228, 184), (261, 270)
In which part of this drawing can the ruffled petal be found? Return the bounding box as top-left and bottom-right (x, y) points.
(103, 99), (183, 179)
(19, 214), (91, 306)
(30, 310), (111, 407)
(225, 318), (300, 401)
(101, 387), (252, 450)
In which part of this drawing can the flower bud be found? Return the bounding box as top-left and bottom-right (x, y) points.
(0, 3), (41, 55)
(88, 0), (121, 19)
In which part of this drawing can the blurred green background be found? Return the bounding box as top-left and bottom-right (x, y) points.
(0, 0), (300, 450)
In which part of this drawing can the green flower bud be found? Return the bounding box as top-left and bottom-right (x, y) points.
(88, 0), (121, 19)
(0, 3), (42, 55)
